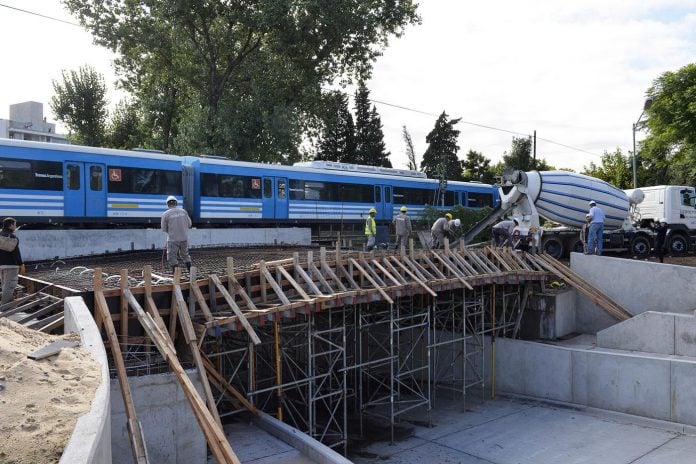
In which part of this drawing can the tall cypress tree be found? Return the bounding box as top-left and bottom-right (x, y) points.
(316, 91), (356, 162)
(354, 82), (392, 167)
(421, 111), (462, 180)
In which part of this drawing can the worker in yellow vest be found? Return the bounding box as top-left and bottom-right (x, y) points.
(365, 207), (377, 251)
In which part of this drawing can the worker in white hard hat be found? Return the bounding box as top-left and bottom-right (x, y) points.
(161, 195), (193, 271)
(431, 212), (453, 249)
(392, 206), (412, 252)
(365, 207), (377, 251)
(587, 200), (605, 255)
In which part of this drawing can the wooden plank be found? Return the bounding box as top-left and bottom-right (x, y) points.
(348, 258), (393, 303)
(431, 253), (473, 290)
(276, 265), (311, 300)
(126, 291), (239, 463)
(0, 295), (51, 318)
(0, 284), (53, 314)
(293, 253), (323, 296)
(259, 263), (291, 305)
(120, 269), (129, 352)
(201, 353), (258, 415)
(210, 274), (262, 345)
(389, 256), (437, 297)
(15, 299), (64, 325)
(34, 313), (65, 332)
(142, 266), (172, 352)
(27, 340), (79, 360)
(370, 259), (402, 287)
(168, 267), (181, 340)
(189, 270), (214, 323)
(94, 288), (149, 464)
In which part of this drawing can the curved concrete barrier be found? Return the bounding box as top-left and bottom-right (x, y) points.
(60, 297), (112, 463)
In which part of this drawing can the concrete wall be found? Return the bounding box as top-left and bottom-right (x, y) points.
(570, 253), (696, 333)
(17, 227), (311, 261)
(520, 288), (576, 339)
(597, 311), (696, 357)
(110, 371), (206, 464)
(494, 337), (696, 426)
(61, 297), (112, 464)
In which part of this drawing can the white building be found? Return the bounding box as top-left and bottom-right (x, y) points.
(0, 101), (68, 144)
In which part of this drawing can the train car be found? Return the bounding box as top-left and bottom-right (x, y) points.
(185, 157), (499, 225)
(0, 139), (184, 225)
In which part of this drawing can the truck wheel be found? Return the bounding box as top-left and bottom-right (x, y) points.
(566, 238), (585, 255)
(668, 234), (688, 255)
(542, 237), (564, 259)
(630, 236), (650, 258)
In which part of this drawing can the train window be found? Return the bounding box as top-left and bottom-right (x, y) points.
(90, 166), (103, 191)
(263, 178), (272, 198)
(67, 164), (80, 190)
(277, 179), (286, 200)
(468, 192), (493, 207)
(375, 186), (382, 203)
(0, 158), (62, 190)
(107, 166), (182, 195)
(289, 179), (305, 200)
(445, 191), (456, 206)
(339, 183), (373, 203)
(200, 174), (262, 198)
(393, 187), (435, 205)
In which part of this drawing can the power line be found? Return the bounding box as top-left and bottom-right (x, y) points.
(370, 97), (603, 158)
(0, 3), (80, 27)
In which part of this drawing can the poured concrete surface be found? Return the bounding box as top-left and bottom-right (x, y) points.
(220, 421), (316, 464)
(351, 396), (696, 464)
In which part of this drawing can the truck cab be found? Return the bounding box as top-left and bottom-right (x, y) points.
(638, 185), (696, 254)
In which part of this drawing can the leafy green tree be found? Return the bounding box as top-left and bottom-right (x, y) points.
(421, 111), (462, 180)
(402, 126), (418, 171)
(50, 65), (108, 147)
(462, 149), (495, 183)
(65, 0), (419, 161)
(315, 91), (356, 162)
(107, 100), (147, 150)
(582, 148), (632, 188)
(501, 136), (554, 172)
(353, 82), (391, 166)
(640, 63), (696, 185)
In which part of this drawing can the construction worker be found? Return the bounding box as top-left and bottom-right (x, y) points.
(365, 207), (377, 251)
(431, 212), (452, 249)
(492, 219), (518, 247)
(161, 195), (193, 271)
(393, 206), (412, 251)
(587, 200), (605, 255)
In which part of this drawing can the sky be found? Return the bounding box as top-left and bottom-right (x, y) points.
(0, 0), (694, 173)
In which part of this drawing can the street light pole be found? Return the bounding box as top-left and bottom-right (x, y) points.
(631, 97), (654, 189)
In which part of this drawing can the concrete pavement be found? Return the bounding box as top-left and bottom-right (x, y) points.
(350, 395), (696, 464)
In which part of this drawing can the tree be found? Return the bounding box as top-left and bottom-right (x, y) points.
(640, 63), (696, 186)
(50, 65), (108, 147)
(402, 126), (418, 170)
(462, 149), (495, 183)
(107, 100), (147, 150)
(353, 82), (391, 167)
(582, 148), (632, 189)
(420, 111), (462, 180)
(315, 91), (356, 162)
(65, 0), (419, 161)
(501, 136), (553, 171)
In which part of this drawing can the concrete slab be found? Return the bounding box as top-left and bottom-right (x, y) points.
(597, 311), (676, 354)
(222, 421), (301, 463)
(351, 396), (696, 464)
(674, 315), (696, 357)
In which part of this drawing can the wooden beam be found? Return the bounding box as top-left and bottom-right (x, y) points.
(120, 269), (129, 352)
(210, 274), (262, 345)
(201, 353), (258, 415)
(348, 258), (393, 303)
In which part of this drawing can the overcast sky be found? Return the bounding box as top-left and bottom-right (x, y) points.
(0, 0), (694, 173)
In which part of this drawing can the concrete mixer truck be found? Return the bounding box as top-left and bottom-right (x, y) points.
(463, 170), (696, 258)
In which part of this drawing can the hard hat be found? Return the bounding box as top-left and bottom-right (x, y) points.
(660, 218), (668, 224)
(369, 207), (377, 214)
(445, 213), (452, 220)
(454, 218), (461, 227)
(513, 218), (519, 225)
(166, 195), (177, 204)
(585, 214), (592, 219)
(589, 200), (597, 206)
(400, 206), (407, 212)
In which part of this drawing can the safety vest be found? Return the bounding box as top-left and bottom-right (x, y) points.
(365, 216), (376, 236)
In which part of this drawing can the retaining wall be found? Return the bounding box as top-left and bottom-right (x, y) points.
(493, 337), (696, 426)
(60, 297), (112, 464)
(110, 371), (206, 464)
(570, 253), (696, 333)
(18, 227), (311, 261)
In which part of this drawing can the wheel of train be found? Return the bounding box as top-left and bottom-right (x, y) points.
(542, 236), (564, 259)
(630, 235), (651, 258)
(668, 234), (688, 255)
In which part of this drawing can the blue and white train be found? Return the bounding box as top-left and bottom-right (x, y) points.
(0, 139), (499, 227)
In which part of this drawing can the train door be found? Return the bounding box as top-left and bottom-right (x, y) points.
(374, 184), (393, 219)
(262, 176), (288, 220)
(64, 162), (107, 218)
